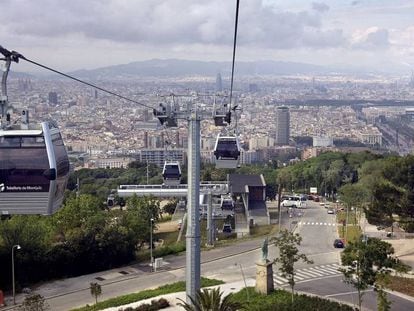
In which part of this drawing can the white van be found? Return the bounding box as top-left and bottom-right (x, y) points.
(281, 196), (305, 208)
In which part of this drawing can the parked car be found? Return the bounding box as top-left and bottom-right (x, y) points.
(327, 208), (335, 214)
(333, 239), (344, 248)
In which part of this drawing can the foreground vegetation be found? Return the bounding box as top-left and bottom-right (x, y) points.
(0, 194), (160, 289)
(71, 277), (224, 311)
(72, 283), (357, 311)
(230, 288), (356, 311)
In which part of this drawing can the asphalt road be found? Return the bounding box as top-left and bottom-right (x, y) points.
(3, 200), (413, 310)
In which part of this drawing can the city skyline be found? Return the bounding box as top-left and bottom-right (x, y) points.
(1, 0), (413, 73)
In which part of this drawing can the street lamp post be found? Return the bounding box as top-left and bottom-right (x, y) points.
(235, 263), (249, 302)
(11, 244), (21, 305)
(150, 218), (154, 271)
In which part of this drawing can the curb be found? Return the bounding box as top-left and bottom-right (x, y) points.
(384, 288), (414, 303)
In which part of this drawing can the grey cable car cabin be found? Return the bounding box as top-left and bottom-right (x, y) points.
(0, 122), (70, 215)
(162, 161), (181, 186)
(213, 134), (241, 169)
(0, 46), (70, 215)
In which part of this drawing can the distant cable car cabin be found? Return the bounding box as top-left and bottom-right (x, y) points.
(107, 194), (115, 208)
(220, 195), (234, 210)
(213, 135), (241, 169)
(0, 122), (70, 215)
(162, 161), (181, 186)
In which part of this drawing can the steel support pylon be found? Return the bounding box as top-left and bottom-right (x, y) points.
(186, 106), (201, 303)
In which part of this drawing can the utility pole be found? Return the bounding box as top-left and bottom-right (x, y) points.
(150, 217), (154, 271)
(206, 190), (213, 246)
(76, 177), (80, 198)
(277, 183), (282, 233)
(146, 160), (149, 185)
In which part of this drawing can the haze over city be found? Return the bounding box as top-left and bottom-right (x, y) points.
(1, 0), (414, 73)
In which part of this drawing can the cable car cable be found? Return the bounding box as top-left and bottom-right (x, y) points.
(228, 0), (240, 121)
(0, 46), (154, 110)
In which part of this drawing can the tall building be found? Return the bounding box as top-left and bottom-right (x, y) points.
(215, 73), (223, 92)
(275, 106), (290, 145)
(248, 83), (258, 92)
(48, 92), (58, 105)
(409, 71), (414, 88)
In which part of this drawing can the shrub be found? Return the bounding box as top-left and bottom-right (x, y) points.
(229, 288), (356, 311)
(117, 298), (170, 311)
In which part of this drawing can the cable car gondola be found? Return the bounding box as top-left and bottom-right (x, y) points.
(213, 134), (241, 169)
(107, 194), (115, 208)
(220, 195), (234, 210)
(0, 121), (70, 215)
(162, 161), (181, 186)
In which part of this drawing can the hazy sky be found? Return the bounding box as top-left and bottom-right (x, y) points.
(1, 0), (413, 72)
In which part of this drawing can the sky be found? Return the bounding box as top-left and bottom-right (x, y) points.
(1, 0), (414, 73)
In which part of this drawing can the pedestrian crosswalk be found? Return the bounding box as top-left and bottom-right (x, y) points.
(298, 221), (337, 226)
(273, 263), (341, 285)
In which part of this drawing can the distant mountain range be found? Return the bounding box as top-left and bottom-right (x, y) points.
(11, 59), (412, 79)
(68, 59), (331, 79)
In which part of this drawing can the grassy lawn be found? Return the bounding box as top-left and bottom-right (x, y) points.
(250, 224), (278, 237)
(71, 277), (224, 311)
(336, 210), (358, 225)
(338, 225), (362, 244)
(155, 230), (179, 245)
(386, 275), (414, 297)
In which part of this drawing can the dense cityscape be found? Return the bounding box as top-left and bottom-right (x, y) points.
(7, 70), (414, 171)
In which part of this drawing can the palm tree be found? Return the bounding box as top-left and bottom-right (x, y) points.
(90, 282), (102, 304)
(177, 287), (244, 311)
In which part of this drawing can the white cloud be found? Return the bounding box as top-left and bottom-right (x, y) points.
(351, 27), (390, 49)
(0, 0), (344, 48)
(311, 2), (330, 13)
(0, 0), (412, 71)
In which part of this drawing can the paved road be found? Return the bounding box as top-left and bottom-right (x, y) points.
(3, 200), (413, 310)
(295, 275), (414, 311)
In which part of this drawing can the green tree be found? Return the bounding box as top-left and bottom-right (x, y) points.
(375, 273), (392, 311)
(0, 215), (52, 250)
(52, 194), (103, 240)
(340, 237), (404, 310)
(325, 159), (345, 196)
(122, 195), (160, 248)
(90, 282), (102, 304)
(177, 287), (244, 311)
(18, 294), (49, 311)
(271, 229), (313, 303)
(163, 199), (178, 215)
